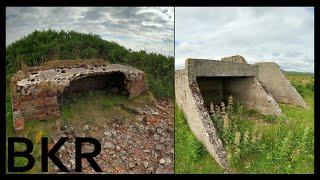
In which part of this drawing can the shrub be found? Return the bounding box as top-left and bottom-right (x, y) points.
(6, 29), (173, 100)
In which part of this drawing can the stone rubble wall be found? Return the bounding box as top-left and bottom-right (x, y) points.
(125, 73), (148, 99)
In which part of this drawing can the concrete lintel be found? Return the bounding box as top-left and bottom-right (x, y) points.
(186, 58), (258, 81)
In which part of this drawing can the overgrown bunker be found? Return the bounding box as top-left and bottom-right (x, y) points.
(10, 61), (148, 131)
(175, 55), (307, 170)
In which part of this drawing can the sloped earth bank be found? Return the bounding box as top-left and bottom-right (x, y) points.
(48, 93), (174, 174)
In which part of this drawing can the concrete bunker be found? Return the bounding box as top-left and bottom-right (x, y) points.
(10, 62), (148, 131)
(175, 55), (308, 170)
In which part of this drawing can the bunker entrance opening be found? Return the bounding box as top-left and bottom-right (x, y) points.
(58, 72), (127, 105)
(196, 76), (254, 109)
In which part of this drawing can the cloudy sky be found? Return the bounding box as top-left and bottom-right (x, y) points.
(6, 7), (174, 56)
(176, 7), (314, 72)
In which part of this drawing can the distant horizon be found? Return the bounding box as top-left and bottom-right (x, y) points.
(175, 7), (314, 73)
(175, 57), (314, 73)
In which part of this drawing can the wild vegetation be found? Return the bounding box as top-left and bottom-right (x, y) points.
(175, 72), (314, 174)
(6, 29), (174, 99)
(5, 29), (173, 173)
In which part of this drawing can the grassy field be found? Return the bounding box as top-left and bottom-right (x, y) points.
(175, 72), (314, 174)
(6, 89), (155, 173)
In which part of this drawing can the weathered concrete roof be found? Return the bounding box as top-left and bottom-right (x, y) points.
(186, 58), (258, 81)
(10, 62), (148, 131)
(15, 64), (145, 96)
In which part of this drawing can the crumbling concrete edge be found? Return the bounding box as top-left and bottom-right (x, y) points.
(175, 69), (228, 169)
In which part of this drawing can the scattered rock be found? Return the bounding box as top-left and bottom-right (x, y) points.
(155, 167), (164, 174)
(115, 145), (121, 151)
(104, 142), (115, 149)
(160, 137), (165, 143)
(104, 131), (112, 137)
(143, 162), (149, 168)
(153, 134), (160, 141)
(128, 162), (135, 169)
(146, 167), (154, 174)
(156, 128), (162, 134)
(120, 150), (127, 156)
(159, 158), (166, 165)
(155, 144), (164, 151)
(60, 125), (68, 131)
(83, 125), (90, 131)
(49, 100), (173, 174)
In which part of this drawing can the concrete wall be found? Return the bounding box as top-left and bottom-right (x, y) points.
(196, 76), (282, 115)
(224, 77), (282, 115)
(175, 70), (228, 169)
(255, 62), (308, 109)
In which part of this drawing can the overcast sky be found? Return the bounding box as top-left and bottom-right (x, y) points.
(175, 7), (314, 72)
(6, 7), (174, 56)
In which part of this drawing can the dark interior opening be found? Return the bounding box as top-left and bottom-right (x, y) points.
(196, 76), (252, 108)
(58, 72), (127, 105)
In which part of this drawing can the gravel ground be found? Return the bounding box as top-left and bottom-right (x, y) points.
(50, 100), (174, 174)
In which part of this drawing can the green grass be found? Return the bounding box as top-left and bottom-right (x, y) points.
(6, 89), (155, 173)
(175, 72), (314, 174)
(175, 106), (225, 174)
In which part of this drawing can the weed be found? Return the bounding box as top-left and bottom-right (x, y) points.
(176, 72), (314, 174)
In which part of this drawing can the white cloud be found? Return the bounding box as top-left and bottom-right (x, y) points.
(6, 7), (174, 56)
(175, 7), (314, 72)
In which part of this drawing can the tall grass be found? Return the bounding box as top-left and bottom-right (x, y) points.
(175, 72), (314, 173)
(175, 106), (224, 174)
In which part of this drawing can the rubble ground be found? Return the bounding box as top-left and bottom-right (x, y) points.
(7, 90), (174, 174)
